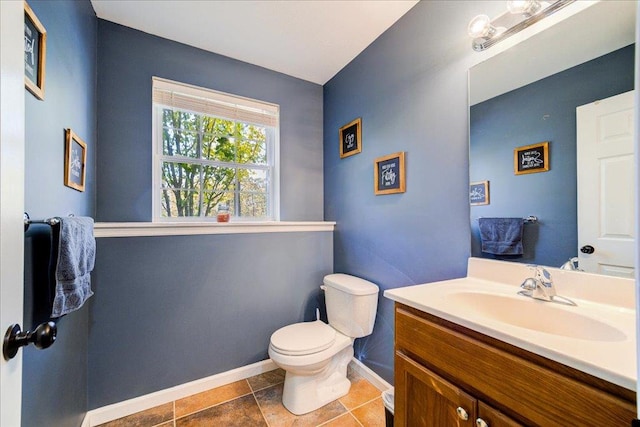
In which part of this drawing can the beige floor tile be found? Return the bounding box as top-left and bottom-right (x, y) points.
(176, 394), (266, 427)
(351, 398), (385, 427)
(175, 379), (251, 417)
(338, 379), (382, 410)
(254, 383), (348, 427)
(247, 368), (286, 391)
(253, 383), (298, 425)
(320, 413), (363, 427)
(95, 402), (173, 427)
(293, 401), (350, 427)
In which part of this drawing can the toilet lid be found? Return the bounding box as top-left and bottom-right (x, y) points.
(270, 321), (336, 356)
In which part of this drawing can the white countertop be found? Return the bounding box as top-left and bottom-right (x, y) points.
(384, 258), (637, 391)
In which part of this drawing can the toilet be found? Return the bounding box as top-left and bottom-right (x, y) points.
(268, 273), (379, 415)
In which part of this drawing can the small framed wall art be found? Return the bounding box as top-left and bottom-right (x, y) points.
(24, 1), (47, 100)
(514, 141), (549, 175)
(470, 181), (489, 205)
(374, 152), (405, 195)
(64, 129), (87, 192)
(339, 118), (362, 158)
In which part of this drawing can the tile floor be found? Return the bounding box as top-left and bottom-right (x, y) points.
(96, 364), (386, 427)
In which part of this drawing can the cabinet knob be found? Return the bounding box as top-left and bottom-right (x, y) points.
(456, 406), (469, 421)
(476, 418), (489, 427)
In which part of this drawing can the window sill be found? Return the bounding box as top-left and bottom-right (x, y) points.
(94, 221), (336, 238)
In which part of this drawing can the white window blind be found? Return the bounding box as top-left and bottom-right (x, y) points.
(152, 77), (279, 127)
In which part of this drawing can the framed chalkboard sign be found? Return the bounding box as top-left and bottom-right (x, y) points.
(374, 152), (405, 195)
(514, 141), (549, 175)
(470, 181), (489, 205)
(64, 129), (87, 192)
(339, 118), (362, 158)
(24, 2), (47, 100)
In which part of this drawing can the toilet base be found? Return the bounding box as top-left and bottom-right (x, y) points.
(281, 345), (354, 415)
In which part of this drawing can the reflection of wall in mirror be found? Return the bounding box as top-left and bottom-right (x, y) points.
(469, 44), (634, 267)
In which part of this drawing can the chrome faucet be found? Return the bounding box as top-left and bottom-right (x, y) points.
(519, 265), (557, 302)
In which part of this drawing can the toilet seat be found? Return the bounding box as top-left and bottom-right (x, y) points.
(270, 321), (336, 356)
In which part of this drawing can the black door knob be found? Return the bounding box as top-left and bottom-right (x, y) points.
(31, 321), (57, 349)
(580, 245), (595, 254)
(3, 321), (57, 360)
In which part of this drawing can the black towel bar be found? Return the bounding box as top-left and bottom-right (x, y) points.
(24, 212), (61, 232)
(477, 215), (538, 223)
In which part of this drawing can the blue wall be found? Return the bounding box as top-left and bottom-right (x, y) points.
(90, 232), (332, 408)
(91, 21), (330, 409)
(96, 20), (323, 222)
(470, 45), (634, 267)
(24, 0), (97, 219)
(323, 1), (475, 383)
(22, 1), (97, 426)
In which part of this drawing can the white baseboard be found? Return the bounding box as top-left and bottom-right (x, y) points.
(81, 359), (277, 427)
(81, 357), (392, 427)
(349, 358), (393, 392)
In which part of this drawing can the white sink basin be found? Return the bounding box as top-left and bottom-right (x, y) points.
(383, 259), (637, 391)
(448, 291), (627, 342)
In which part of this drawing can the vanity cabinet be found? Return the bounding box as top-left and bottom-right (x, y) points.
(395, 351), (520, 426)
(394, 304), (636, 427)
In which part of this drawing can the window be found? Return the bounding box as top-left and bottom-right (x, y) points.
(152, 78), (279, 221)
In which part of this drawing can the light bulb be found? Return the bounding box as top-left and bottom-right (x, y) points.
(467, 15), (494, 38)
(507, 0), (542, 15)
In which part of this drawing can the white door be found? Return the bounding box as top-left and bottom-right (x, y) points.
(577, 90), (635, 277)
(0, 1), (25, 425)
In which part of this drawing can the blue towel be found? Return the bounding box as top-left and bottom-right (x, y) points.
(52, 217), (95, 317)
(478, 217), (524, 255)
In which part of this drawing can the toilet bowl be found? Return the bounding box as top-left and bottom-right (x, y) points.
(268, 274), (378, 415)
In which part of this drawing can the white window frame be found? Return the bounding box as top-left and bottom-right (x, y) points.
(152, 77), (280, 222)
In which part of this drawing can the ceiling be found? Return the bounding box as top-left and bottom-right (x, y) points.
(91, 0), (420, 85)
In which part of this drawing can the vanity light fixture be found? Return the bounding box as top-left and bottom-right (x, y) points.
(469, 0), (575, 52)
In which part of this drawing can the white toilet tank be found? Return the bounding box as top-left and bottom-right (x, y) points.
(322, 274), (379, 338)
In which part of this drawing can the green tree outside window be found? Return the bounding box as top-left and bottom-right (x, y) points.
(161, 108), (269, 218)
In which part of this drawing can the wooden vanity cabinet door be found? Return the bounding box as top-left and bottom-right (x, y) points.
(395, 304), (636, 426)
(477, 402), (523, 427)
(395, 351), (477, 427)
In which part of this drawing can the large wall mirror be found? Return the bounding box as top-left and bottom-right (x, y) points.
(469, 1), (636, 277)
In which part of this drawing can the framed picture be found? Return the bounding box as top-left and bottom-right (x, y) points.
(374, 152), (405, 195)
(514, 141), (549, 175)
(339, 118), (362, 158)
(24, 1), (47, 100)
(470, 181), (489, 205)
(64, 129), (87, 192)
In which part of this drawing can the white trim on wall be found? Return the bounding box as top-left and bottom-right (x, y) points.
(349, 358), (393, 392)
(94, 221), (336, 238)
